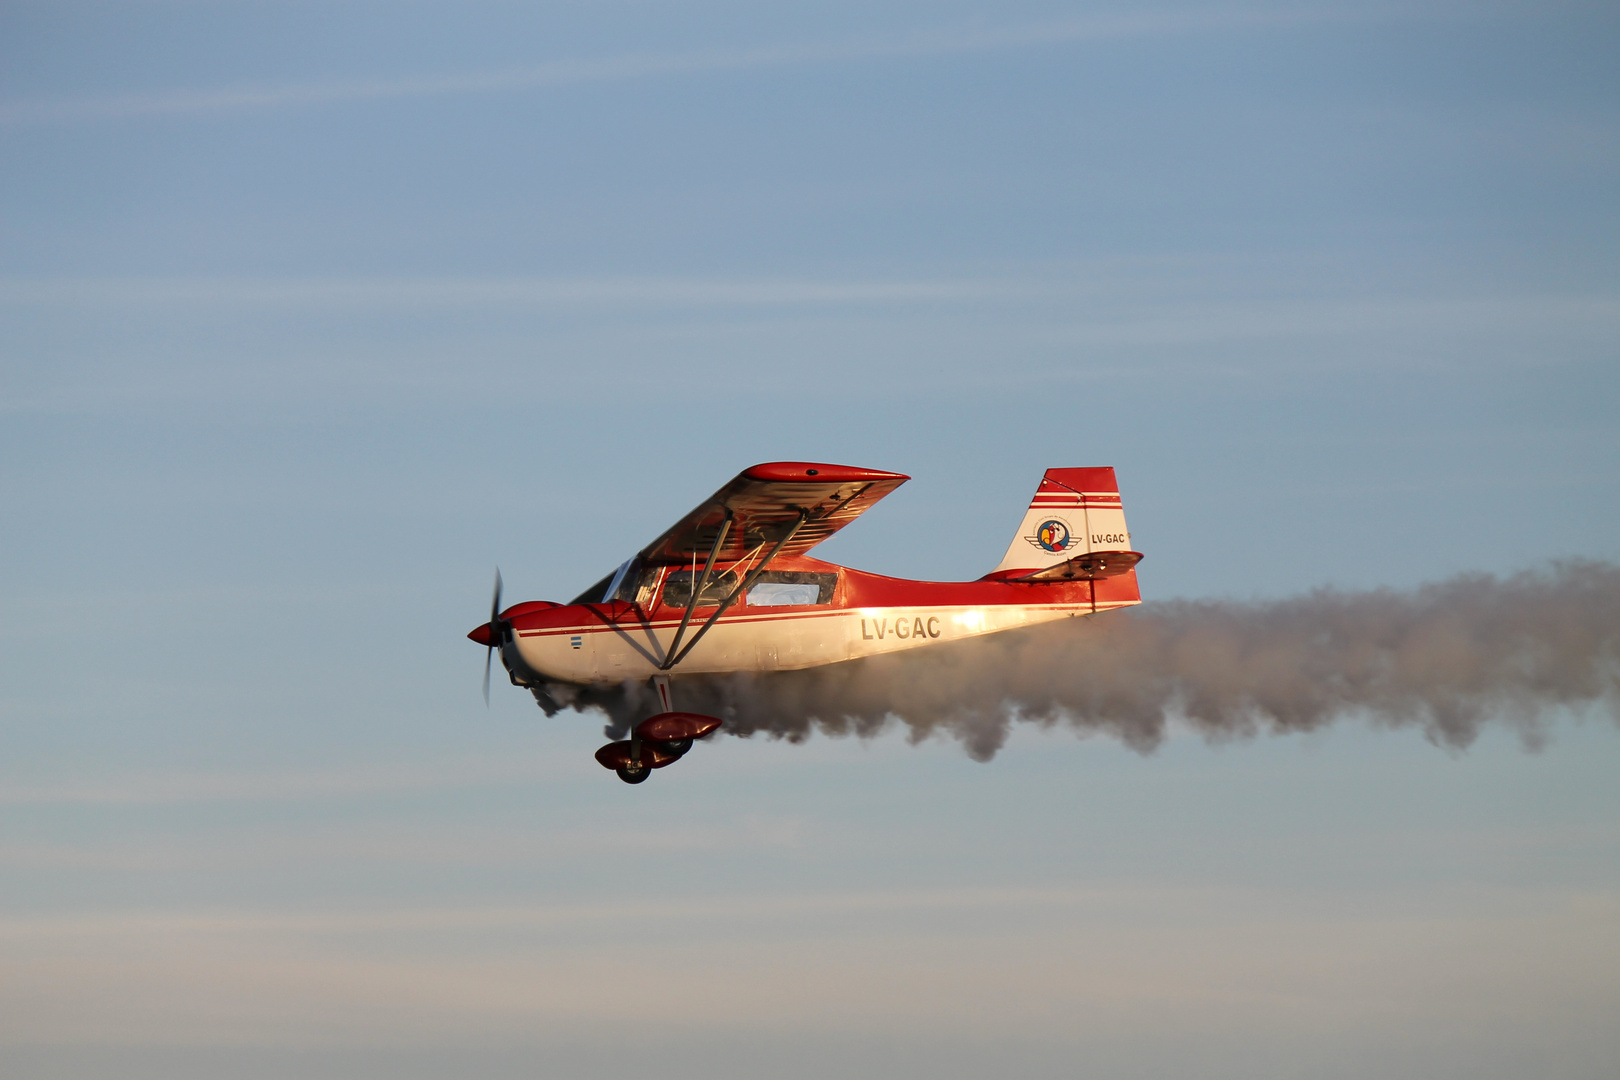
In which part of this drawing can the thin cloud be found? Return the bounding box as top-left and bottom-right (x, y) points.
(3, 275), (1615, 335)
(0, 754), (569, 808)
(0, 6), (1362, 126)
(0, 815), (818, 872)
(0, 883), (1225, 938)
(3, 273), (1613, 417)
(0, 275), (1010, 308)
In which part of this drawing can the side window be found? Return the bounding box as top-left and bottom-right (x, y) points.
(661, 569), (740, 608)
(746, 571), (838, 606)
(748, 582), (820, 606)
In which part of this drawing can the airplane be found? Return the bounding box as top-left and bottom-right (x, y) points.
(469, 462), (1143, 783)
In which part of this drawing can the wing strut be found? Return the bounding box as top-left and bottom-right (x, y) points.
(659, 510), (733, 670)
(660, 507), (809, 672)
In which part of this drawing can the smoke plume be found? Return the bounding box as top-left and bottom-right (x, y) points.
(547, 561), (1620, 759)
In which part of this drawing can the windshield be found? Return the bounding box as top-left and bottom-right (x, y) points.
(571, 559), (660, 605)
(569, 571), (615, 605)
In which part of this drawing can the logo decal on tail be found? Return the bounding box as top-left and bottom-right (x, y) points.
(1027, 518), (1078, 553)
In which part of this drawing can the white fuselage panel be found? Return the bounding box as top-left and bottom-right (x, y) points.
(512, 601), (1133, 685)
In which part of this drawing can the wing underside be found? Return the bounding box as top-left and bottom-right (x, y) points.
(638, 462), (909, 566)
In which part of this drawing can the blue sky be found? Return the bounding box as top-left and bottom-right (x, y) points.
(2, 2), (1618, 1077)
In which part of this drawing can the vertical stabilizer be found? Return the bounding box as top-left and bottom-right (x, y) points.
(987, 467), (1136, 578)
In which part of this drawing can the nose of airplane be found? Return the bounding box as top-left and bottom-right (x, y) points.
(468, 622), (494, 646)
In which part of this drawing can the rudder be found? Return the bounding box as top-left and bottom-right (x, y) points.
(985, 467), (1140, 580)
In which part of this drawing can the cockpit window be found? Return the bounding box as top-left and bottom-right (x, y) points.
(661, 569), (740, 608)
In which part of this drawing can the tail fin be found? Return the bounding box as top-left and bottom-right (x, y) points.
(985, 467), (1143, 581)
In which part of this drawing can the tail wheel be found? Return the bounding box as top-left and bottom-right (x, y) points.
(616, 766), (651, 785)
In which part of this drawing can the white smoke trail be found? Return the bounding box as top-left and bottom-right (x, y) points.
(549, 561), (1620, 759)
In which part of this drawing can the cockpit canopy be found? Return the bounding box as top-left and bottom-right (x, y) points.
(571, 558), (836, 608)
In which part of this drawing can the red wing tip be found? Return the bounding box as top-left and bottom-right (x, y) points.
(744, 462), (909, 484)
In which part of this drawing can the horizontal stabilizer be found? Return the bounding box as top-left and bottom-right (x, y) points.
(1013, 549), (1144, 582)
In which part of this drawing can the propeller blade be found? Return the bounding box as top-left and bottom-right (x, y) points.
(484, 568), (503, 707)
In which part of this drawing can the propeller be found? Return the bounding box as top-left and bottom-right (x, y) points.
(483, 568), (504, 705)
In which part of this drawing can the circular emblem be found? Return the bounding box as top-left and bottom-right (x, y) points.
(1036, 519), (1070, 553)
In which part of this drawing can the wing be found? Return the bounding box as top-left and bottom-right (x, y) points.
(637, 462), (910, 565)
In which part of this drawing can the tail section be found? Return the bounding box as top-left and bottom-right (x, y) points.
(985, 467), (1142, 581)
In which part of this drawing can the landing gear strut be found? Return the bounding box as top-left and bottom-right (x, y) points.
(592, 676), (722, 784)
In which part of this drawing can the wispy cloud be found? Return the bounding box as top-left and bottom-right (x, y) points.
(0, 274), (1012, 308)
(3, 882), (1613, 1051)
(3, 270), (1615, 415)
(0, 6), (1358, 126)
(0, 755), (569, 807)
(0, 814), (814, 873)
(0, 883), (1293, 937)
(3, 273), (1615, 337)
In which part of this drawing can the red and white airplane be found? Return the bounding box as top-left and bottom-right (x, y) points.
(469, 462), (1143, 783)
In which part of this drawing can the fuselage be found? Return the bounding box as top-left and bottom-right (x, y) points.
(492, 555), (1141, 687)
